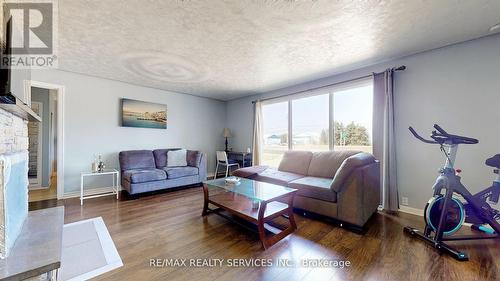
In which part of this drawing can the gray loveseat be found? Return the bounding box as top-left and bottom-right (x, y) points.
(119, 149), (207, 196)
(233, 150), (380, 231)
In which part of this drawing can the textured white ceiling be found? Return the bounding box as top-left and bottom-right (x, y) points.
(57, 0), (500, 100)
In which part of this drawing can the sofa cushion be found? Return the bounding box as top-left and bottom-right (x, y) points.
(253, 168), (304, 186)
(123, 169), (167, 183)
(278, 151), (313, 175)
(119, 150), (156, 171)
(187, 150), (202, 167)
(152, 148), (182, 168)
(331, 152), (376, 192)
(307, 150), (360, 178)
(163, 166), (199, 179)
(289, 177), (337, 202)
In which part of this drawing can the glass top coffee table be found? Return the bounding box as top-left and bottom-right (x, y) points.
(202, 177), (297, 249)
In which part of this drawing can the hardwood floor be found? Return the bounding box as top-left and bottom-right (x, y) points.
(32, 186), (499, 281)
(28, 173), (57, 202)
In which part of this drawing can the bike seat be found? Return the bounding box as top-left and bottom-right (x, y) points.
(485, 154), (500, 168)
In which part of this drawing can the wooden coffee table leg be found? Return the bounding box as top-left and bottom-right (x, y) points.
(202, 183), (209, 216)
(260, 195), (297, 250)
(287, 194), (297, 230)
(257, 201), (268, 249)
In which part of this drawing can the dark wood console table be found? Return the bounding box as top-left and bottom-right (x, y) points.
(226, 151), (253, 168)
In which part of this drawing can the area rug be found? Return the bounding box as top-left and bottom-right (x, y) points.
(59, 217), (123, 281)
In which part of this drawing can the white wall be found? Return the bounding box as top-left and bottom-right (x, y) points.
(226, 33), (500, 210)
(31, 69), (226, 194)
(28, 34), (500, 205)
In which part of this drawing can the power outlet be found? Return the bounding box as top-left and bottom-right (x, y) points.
(401, 197), (409, 206)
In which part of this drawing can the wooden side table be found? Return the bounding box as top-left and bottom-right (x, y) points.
(80, 169), (120, 205)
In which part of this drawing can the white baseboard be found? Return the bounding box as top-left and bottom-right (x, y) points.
(60, 177), (210, 199)
(378, 204), (424, 217)
(398, 205), (424, 216)
(29, 186), (49, 190)
(398, 206), (475, 229)
(61, 173), (210, 199)
(62, 186), (118, 199)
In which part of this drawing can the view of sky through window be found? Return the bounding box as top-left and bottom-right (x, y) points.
(261, 83), (373, 166)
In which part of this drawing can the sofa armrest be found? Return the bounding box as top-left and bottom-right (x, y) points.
(336, 161), (380, 226)
(330, 152), (376, 192)
(197, 152), (207, 181)
(232, 166), (269, 178)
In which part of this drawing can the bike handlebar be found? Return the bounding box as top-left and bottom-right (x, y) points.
(409, 126), (439, 144)
(433, 124), (448, 135)
(409, 124), (479, 145)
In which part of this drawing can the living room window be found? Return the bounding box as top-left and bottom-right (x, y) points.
(262, 101), (289, 168)
(261, 78), (373, 167)
(333, 83), (373, 153)
(292, 94), (330, 152)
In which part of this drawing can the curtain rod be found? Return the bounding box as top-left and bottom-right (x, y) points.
(251, 65), (406, 104)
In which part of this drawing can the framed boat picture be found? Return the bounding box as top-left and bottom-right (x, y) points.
(121, 98), (167, 129)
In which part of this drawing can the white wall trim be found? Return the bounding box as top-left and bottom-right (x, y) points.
(48, 90), (57, 186)
(28, 101), (43, 188)
(28, 81), (65, 199)
(399, 206), (424, 216)
(398, 206), (477, 231)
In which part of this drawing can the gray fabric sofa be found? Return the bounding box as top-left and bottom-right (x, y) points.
(233, 150), (380, 231)
(119, 149), (207, 195)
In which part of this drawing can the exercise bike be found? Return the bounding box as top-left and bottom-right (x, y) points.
(403, 124), (500, 261)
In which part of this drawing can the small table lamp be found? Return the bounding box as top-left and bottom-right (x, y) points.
(222, 128), (232, 151)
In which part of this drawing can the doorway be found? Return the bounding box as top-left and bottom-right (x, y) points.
(28, 83), (64, 202)
(28, 101), (43, 187)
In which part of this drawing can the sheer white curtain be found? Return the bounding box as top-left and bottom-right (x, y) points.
(252, 101), (263, 165)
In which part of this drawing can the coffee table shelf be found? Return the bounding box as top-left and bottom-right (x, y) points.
(208, 193), (289, 223)
(202, 178), (297, 249)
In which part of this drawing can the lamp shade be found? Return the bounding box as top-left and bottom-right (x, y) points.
(222, 128), (232, 138)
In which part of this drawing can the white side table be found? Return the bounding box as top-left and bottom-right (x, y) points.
(80, 169), (120, 205)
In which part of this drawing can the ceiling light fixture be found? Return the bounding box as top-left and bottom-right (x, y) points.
(490, 23), (500, 32)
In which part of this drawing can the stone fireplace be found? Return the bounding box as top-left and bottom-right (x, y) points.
(0, 108), (29, 258)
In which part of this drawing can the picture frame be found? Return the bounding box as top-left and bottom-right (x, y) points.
(121, 98), (167, 129)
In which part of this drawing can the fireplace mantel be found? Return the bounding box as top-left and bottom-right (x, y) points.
(0, 207), (64, 280)
(0, 97), (41, 122)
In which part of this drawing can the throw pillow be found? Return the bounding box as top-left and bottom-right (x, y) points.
(167, 149), (187, 167)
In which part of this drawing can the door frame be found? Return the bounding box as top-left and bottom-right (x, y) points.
(47, 91), (57, 187)
(28, 81), (65, 199)
(28, 101), (43, 188)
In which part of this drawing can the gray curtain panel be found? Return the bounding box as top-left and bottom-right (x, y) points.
(373, 70), (399, 212)
(252, 100), (263, 165)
